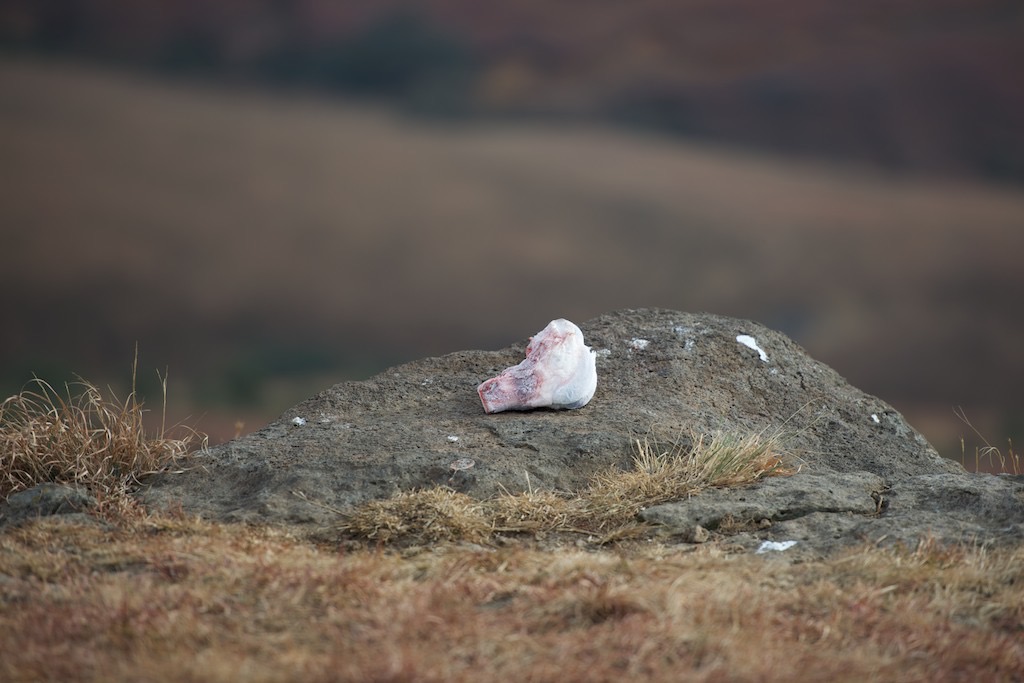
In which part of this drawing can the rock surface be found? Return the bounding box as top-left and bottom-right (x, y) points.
(641, 470), (1024, 556)
(1, 483), (96, 525)
(138, 309), (1023, 554)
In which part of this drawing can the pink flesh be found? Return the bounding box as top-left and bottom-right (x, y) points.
(477, 357), (544, 413)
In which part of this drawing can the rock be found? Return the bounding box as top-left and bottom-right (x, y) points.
(2, 483), (96, 524)
(643, 470), (1024, 555)
(640, 471), (887, 531)
(877, 472), (1024, 544)
(138, 308), (1022, 553)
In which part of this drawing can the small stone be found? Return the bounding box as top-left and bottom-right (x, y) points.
(449, 458), (475, 472)
(6, 483), (96, 517)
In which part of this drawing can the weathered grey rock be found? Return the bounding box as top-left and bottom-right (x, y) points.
(1, 483), (96, 524)
(640, 471), (886, 532)
(138, 308), (1021, 553)
(643, 470), (1024, 555)
(876, 472), (1024, 544)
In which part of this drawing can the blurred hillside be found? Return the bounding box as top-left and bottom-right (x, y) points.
(3, 0), (1024, 181)
(1, 59), (1022, 460)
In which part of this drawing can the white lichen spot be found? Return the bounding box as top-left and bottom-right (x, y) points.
(291, 416), (307, 426)
(871, 414), (881, 424)
(629, 338), (650, 351)
(756, 540), (797, 554)
(596, 348), (612, 357)
(447, 435), (460, 443)
(736, 334), (769, 362)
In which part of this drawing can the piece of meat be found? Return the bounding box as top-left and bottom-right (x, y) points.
(477, 319), (597, 413)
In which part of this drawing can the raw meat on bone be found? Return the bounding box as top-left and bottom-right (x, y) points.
(477, 319), (597, 413)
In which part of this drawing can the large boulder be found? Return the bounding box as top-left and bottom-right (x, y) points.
(139, 309), (1023, 552)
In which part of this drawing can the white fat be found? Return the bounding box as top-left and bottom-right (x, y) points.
(629, 338), (650, 351)
(871, 414), (881, 424)
(447, 435), (459, 442)
(736, 334), (769, 362)
(291, 417), (307, 426)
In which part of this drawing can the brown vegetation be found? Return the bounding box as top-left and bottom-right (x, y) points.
(2, 513), (1022, 682)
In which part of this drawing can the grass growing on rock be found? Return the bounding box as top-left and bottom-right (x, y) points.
(339, 429), (789, 545)
(584, 430), (788, 530)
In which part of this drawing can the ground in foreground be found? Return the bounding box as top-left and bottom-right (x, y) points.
(1, 512), (1021, 682)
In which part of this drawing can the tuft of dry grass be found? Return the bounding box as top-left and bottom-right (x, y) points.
(0, 370), (204, 507)
(488, 488), (579, 534)
(340, 488), (492, 545)
(340, 428), (790, 545)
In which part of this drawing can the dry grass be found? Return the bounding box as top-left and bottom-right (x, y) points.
(0, 370), (204, 509)
(1, 514), (1021, 682)
(956, 407), (1022, 475)
(963, 439), (1023, 476)
(340, 428), (789, 545)
(340, 488), (492, 545)
(584, 430), (788, 530)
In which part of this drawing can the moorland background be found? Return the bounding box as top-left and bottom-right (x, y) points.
(1, 0), (1022, 461)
